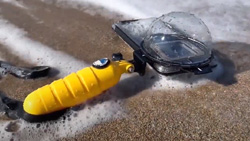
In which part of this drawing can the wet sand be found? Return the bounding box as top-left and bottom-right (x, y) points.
(71, 77), (250, 140)
(0, 0), (250, 140)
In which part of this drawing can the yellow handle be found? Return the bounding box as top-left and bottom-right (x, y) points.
(23, 60), (134, 115)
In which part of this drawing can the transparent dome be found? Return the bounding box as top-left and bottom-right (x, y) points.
(143, 12), (212, 62)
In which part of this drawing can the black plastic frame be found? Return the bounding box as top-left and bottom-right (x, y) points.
(112, 20), (216, 75)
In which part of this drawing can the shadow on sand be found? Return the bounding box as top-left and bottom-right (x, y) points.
(169, 42), (250, 86)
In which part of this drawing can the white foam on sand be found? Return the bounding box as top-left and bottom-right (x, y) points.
(42, 0), (250, 44)
(0, 18), (86, 77)
(0, 101), (124, 141)
(0, 0), (27, 9)
(152, 62), (224, 90)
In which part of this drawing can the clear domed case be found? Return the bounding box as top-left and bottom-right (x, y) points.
(112, 12), (216, 75)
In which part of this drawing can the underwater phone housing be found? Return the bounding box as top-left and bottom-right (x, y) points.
(112, 12), (216, 75)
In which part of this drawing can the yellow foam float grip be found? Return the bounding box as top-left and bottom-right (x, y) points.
(23, 60), (134, 115)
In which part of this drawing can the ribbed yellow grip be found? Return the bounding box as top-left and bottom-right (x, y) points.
(23, 60), (134, 115)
